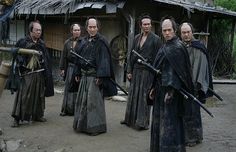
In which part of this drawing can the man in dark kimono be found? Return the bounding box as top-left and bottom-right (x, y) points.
(180, 22), (213, 146)
(73, 17), (117, 136)
(11, 21), (54, 127)
(149, 17), (193, 152)
(121, 15), (162, 130)
(59, 24), (83, 116)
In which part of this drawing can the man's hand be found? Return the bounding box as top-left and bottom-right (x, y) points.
(75, 76), (80, 82)
(60, 70), (65, 77)
(127, 73), (132, 80)
(95, 78), (102, 86)
(149, 88), (155, 100)
(164, 90), (174, 104)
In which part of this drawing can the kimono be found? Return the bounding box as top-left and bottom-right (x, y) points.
(59, 37), (83, 115)
(150, 36), (193, 152)
(183, 39), (213, 146)
(123, 32), (162, 130)
(11, 36), (54, 122)
(73, 33), (117, 135)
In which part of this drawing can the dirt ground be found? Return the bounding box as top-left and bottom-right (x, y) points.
(0, 84), (236, 152)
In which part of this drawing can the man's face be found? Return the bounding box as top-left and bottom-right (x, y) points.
(30, 22), (42, 40)
(87, 19), (98, 37)
(161, 19), (175, 41)
(181, 23), (193, 42)
(72, 24), (81, 38)
(141, 18), (151, 33)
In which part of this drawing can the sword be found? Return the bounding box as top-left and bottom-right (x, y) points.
(131, 50), (148, 62)
(70, 50), (128, 95)
(208, 87), (223, 101)
(20, 68), (45, 76)
(137, 59), (161, 75)
(138, 59), (214, 118)
(180, 88), (214, 118)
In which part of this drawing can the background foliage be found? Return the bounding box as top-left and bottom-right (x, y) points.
(208, 0), (236, 78)
(215, 0), (236, 11)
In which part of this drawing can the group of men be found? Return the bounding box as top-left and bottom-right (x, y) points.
(7, 14), (212, 152)
(121, 15), (212, 151)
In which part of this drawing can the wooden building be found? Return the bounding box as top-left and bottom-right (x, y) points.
(7, 0), (236, 85)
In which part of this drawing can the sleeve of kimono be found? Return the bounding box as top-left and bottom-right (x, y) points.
(155, 37), (162, 53)
(15, 38), (28, 67)
(59, 41), (68, 70)
(42, 43), (54, 97)
(150, 49), (165, 88)
(96, 42), (111, 78)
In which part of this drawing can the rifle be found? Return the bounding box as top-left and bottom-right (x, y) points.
(70, 50), (128, 95)
(138, 59), (214, 118)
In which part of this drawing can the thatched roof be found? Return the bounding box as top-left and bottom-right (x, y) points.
(14, 0), (236, 18)
(0, 2), (16, 21)
(14, 0), (126, 15)
(153, 0), (236, 18)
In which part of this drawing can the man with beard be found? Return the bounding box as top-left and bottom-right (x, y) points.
(180, 22), (213, 146)
(121, 14), (162, 130)
(11, 21), (54, 127)
(149, 17), (193, 152)
(59, 23), (83, 116)
(73, 17), (117, 136)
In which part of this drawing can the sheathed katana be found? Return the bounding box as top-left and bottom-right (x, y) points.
(20, 69), (45, 77)
(137, 59), (161, 75)
(208, 87), (223, 101)
(137, 58), (214, 118)
(70, 50), (128, 95)
(131, 49), (148, 62)
(179, 88), (214, 118)
(131, 50), (161, 75)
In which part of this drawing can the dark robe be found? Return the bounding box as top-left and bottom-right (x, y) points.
(11, 36), (54, 121)
(123, 32), (162, 130)
(150, 36), (193, 152)
(59, 37), (83, 115)
(73, 33), (117, 135)
(183, 39), (213, 145)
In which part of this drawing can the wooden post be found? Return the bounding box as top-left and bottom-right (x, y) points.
(121, 8), (135, 87)
(230, 19), (235, 57)
(206, 17), (210, 48)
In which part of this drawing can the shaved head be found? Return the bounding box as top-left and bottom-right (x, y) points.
(180, 22), (193, 42)
(161, 19), (176, 41)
